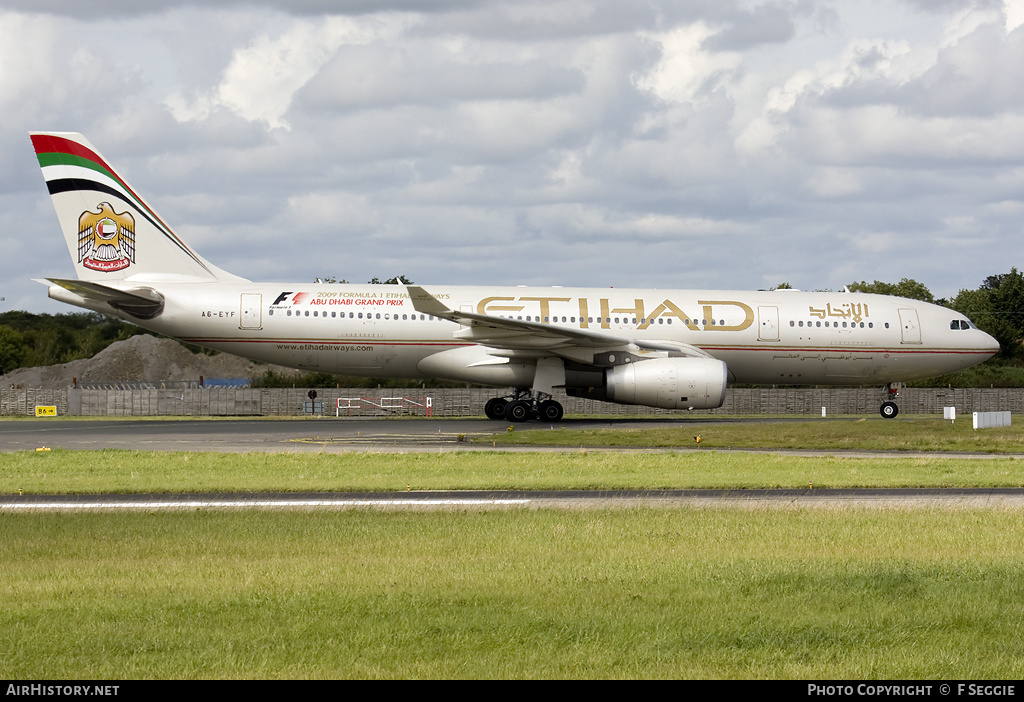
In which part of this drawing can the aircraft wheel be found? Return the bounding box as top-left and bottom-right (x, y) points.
(880, 401), (899, 419)
(539, 400), (564, 422)
(505, 400), (532, 422)
(484, 397), (507, 420)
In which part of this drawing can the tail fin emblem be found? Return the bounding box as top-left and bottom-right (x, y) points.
(78, 202), (135, 272)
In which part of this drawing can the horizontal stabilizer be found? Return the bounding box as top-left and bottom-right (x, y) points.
(38, 278), (165, 319)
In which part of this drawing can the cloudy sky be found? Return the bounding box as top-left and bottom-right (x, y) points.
(2, 0), (1023, 313)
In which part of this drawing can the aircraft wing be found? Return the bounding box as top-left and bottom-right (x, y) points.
(407, 285), (711, 364)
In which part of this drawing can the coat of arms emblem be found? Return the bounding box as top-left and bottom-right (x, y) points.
(78, 202), (135, 272)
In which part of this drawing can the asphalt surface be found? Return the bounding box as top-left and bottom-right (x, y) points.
(0, 416), (501, 453)
(3, 488), (1024, 512)
(0, 416), (832, 454)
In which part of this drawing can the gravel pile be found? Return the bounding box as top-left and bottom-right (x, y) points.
(0, 335), (298, 388)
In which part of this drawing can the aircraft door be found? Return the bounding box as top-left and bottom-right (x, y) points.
(898, 308), (921, 344)
(758, 306), (779, 341)
(240, 293), (262, 330)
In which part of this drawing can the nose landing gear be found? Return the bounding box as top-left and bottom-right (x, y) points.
(880, 383), (901, 419)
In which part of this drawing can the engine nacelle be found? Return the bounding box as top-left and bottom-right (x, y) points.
(605, 357), (728, 410)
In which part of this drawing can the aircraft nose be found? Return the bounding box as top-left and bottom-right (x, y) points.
(979, 329), (1000, 356)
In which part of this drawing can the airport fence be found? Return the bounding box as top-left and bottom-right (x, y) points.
(2, 386), (1024, 418)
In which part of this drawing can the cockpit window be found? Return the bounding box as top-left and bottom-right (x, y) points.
(950, 319), (974, 330)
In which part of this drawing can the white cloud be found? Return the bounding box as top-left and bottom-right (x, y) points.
(634, 23), (743, 106)
(5, 1), (1024, 313)
(168, 14), (413, 130)
(1007, 0), (1024, 31)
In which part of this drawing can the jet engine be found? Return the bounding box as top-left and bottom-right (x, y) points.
(604, 357), (728, 410)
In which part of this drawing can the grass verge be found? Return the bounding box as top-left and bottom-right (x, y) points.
(2, 508), (1023, 679)
(488, 417), (1024, 453)
(3, 447), (1024, 493)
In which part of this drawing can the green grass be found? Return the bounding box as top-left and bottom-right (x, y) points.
(4, 422), (1024, 679)
(490, 417), (1024, 453)
(3, 446), (1024, 493)
(2, 508), (1023, 679)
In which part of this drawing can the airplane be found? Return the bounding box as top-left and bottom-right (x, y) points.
(29, 131), (1000, 420)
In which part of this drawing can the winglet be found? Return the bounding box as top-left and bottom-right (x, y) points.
(407, 286), (454, 317)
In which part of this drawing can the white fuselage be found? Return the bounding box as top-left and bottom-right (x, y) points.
(84, 282), (997, 387)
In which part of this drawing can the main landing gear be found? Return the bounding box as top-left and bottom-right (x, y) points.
(879, 383), (901, 419)
(484, 390), (564, 422)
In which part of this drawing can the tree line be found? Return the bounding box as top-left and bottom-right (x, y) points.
(846, 269), (1024, 365)
(3, 271), (1023, 386)
(0, 311), (146, 377)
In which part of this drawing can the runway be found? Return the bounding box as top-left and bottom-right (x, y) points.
(4, 488), (1024, 512)
(0, 417), (526, 453)
(0, 416), (849, 454)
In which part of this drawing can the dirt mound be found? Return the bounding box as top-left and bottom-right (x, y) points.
(0, 335), (298, 388)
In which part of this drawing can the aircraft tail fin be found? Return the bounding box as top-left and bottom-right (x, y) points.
(29, 132), (246, 283)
